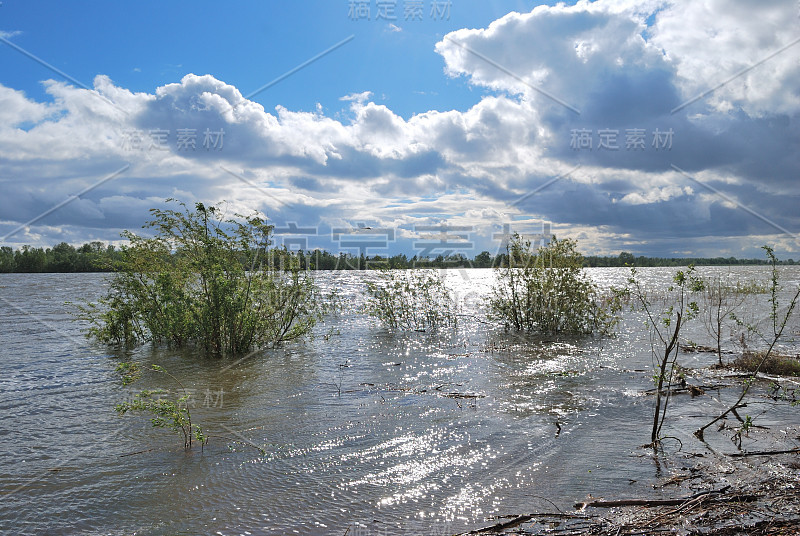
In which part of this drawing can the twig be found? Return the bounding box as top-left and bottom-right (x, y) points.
(204, 434), (267, 455)
(119, 447), (156, 457)
(467, 514), (533, 533)
(727, 448), (800, 458)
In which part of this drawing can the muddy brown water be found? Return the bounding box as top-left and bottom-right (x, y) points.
(1, 267), (798, 535)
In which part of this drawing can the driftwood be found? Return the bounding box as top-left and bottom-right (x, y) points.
(466, 514), (534, 533)
(357, 382), (485, 402)
(643, 382), (719, 397)
(575, 486), (757, 509)
(466, 513), (591, 534)
(441, 392), (485, 399)
(727, 447), (800, 457)
(459, 448), (800, 536)
(680, 344), (735, 354)
(462, 486), (787, 536)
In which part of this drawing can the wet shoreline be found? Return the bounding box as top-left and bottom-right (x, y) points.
(459, 364), (800, 536)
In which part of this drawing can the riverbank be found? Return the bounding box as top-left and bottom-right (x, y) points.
(461, 446), (800, 534)
(459, 366), (800, 536)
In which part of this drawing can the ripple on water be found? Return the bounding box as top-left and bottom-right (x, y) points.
(3, 268), (799, 535)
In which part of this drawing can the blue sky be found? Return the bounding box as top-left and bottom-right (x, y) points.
(2, 1), (542, 118)
(1, 0), (798, 260)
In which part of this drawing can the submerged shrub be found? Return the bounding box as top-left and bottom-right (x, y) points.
(627, 264), (704, 445)
(116, 364), (206, 451)
(365, 269), (458, 331)
(488, 234), (619, 335)
(78, 199), (322, 356)
(699, 273), (749, 366)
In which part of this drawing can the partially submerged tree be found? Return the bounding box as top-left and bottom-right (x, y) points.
(695, 246), (800, 440)
(79, 199), (322, 356)
(365, 269), (458, 331)
(627, 265), (704, 445)
(488, 234), (619, 336)
(116, 363), (266, 454)
(699, 274), (749, 366)
(116, 364), (206, 451)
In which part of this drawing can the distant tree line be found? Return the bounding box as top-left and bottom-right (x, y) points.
(0, 242), (124, 273)
(582, 251), (796, 267)
(0, 243), (795, 273)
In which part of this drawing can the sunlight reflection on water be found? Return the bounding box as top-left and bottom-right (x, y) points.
(0, 266), (798, 535)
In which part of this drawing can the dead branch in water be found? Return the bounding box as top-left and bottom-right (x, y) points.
(727, 447), (800, 457)
(465, 513), (593, 534)
(574, 486), (759, 509)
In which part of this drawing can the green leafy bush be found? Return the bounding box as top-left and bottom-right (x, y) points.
(488, 234), (619, 335)
(365, 269), (458, 331)
(79, 199), (322, 356)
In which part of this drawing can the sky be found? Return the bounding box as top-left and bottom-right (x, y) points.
(0, 0), (798, 260)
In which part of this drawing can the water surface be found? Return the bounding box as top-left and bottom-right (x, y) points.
(1, 267), (798, 535)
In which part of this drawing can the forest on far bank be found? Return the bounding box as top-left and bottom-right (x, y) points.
(0, 241), (796, 274)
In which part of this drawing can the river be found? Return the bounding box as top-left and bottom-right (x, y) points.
(1, 267), (798, 535)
